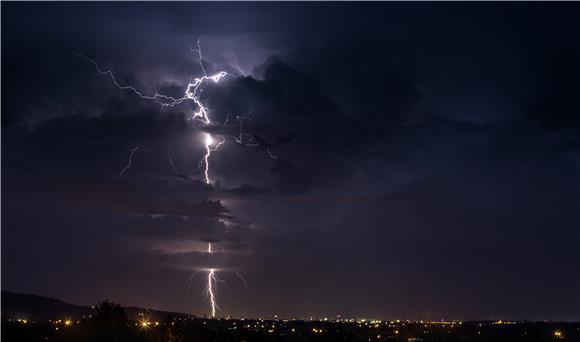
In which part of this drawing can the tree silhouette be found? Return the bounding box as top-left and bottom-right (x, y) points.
(88, 300), (130, 341)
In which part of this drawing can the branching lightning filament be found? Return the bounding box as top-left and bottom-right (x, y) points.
(75, 38), (228, 184)
(120, 147), (139, 176)
(77, 37), (278, 183)
(206, 269), (219, 318)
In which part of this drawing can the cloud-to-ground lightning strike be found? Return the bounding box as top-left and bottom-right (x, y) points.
(206, 269), (218, 318)
(199, 242), (248, 318)
(120, 147), (139, 176)
(77, 38), (257, 316)
(205, 242), (220, 318)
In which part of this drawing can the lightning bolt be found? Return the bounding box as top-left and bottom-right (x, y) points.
(119, 147), (139, 176)
(186, 39), (228, 184)
(205, 242), (220, 318)
(77, 37), (278, 183)
(191, 36), (207, 78)
(199, 242), (248, 318)
(77, 39), (266, 317)
(73, 52), (185, 105)
(206, 269), (219, 318)
(76, 37), (228, 184)
(200, 134), (225, 184)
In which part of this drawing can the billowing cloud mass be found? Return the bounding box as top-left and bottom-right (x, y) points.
(2, 3), (579, 320)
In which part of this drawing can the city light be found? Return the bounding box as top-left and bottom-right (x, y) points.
(139, 319), (151, 329)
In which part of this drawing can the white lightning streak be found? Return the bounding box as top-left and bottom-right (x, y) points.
(75, 51), (228, 118)
(200, 134), (226, 184)
(120, 147), (139, 176)
(194, 242), (248, 317)
(191, 36), (207, 77)
(73, 53), (184, 105)
(187, 38), (227, 184)
(205, 242), (220, 318)
(76, 38), (229, 184)
(207, 269), (219, 318)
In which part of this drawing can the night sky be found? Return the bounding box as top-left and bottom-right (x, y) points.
(2, 3), (579, 321)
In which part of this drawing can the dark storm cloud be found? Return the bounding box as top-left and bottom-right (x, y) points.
(523, 46), (580, 130)
(131, 200), (230, 219)
(2, 2), (579, 320)
(269, 158), (320, 195)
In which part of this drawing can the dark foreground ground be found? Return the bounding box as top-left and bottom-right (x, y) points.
(3, 317), (579, 342)
(2, 292), (578, 341)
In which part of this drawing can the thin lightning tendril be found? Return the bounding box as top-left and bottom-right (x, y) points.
(233, 115), (258, 147)
(191, 37), (207, 77)
(73, 52), (184, 105)
(166, 149), (179, 175)
(187, 40), (227, 184)
(120, 147), (139, 176)
(224, 112), (277, 160)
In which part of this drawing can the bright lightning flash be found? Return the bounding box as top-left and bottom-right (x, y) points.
(201, 242), (247, 318)
(206, 269), (218, 318)
(75, 39), (228, 184)
(205, 242), (220, 318)
(201, 133), (225, 184)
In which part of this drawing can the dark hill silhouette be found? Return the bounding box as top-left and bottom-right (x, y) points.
(1, 291), (194, 322)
